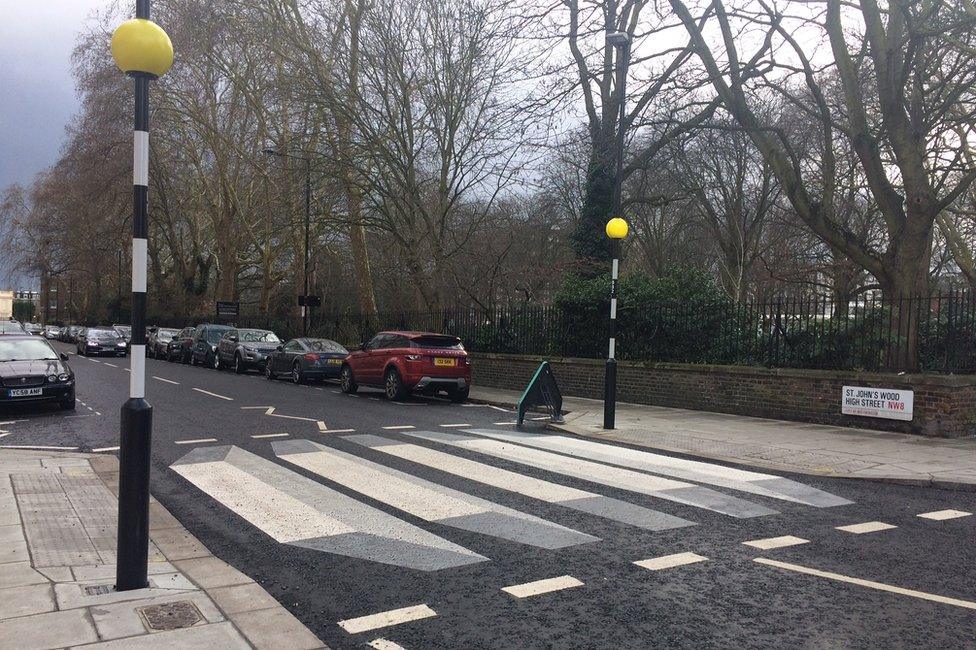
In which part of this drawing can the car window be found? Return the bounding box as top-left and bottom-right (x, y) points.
(283, 340), (303, 352)
(222, 330), (238, 340)
(88, 329), (121, 339)
(158, 329), (177, 340)
(0, 322), (26, 334)
(307, 339), (347, 353)
(202, 327), (230, 343)
(411, 335), (464, 350)
(385, 335), (410, 348)
(240, 330), (280, 343)
(366, 335), (386, 350)
(0, 339), (59, 361)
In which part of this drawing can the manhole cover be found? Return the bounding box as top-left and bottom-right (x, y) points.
(84, 585), (113, 596)
(138, 600), (203, 631)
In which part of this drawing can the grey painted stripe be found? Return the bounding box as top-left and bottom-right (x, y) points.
(346, 434), (694, 532)
(464, 429), (851, 508)
(170, 445), (485, 571)
(273, 439), (599, 549)
(405, 431), (776, 518)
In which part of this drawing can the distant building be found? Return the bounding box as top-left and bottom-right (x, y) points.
(0, 291), (12, 319)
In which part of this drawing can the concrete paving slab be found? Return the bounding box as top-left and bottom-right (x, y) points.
(172, 556), (253, 589)
(0, 583), (56, 618)
(90, 590), (224, 641)
(74, 620), (251, 649)
(0, 607), (98, 649)
(149, 527), (211, 561)
(0, 561), (48, 587)
(229, 606), (322, 650)
(206, 582), (281, 615)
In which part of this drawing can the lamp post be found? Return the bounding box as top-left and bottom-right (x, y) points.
(110, 3), (173, 591)
(604, 217), (629, 429)
(263, 148), (311, 336)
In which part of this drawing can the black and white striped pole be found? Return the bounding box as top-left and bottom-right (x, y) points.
(603, 218), (628, 429)
(110, 3), (173, 591)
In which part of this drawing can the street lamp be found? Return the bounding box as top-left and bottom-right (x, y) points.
(110, 3), (173, 591)
(604, 217), (629, 429)
(264, 148), (312, 337)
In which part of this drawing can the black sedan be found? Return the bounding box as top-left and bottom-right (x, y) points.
(0, 336), (75, 410)
(265, 338), (348, 384)
(77, 327), (128, 357)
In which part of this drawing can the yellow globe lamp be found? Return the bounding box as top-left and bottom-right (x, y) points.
(111, 19), (174, 78)
(605, 217), (629, 240)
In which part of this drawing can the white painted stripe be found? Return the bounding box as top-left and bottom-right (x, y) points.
(133, 130), (149, 186)
(743, 535), (809, 550)
(192, 388), (233, 401)
(103, 362), (118, 368)
(338, 604), (436, 635)
(175, 438), (218, 445)
(502, 575), (583, 598)
(610, 297), (617, 319)
(918, 509), (971, 521)
(493, 421), (518, 425)
(0, 433), (10, 439)
(634, 552), (708, 571)
(251, 433), (290, 439)
(92, 446), (120, 453)
(382, 425), (415, 430)
(488, 405), (509, 412)
(368, 639), (407, 650)
(1, 445), (79, 451)
(324, 429), (356, 434)
(124, 368), (131, 372)
(131, 238), (148, 292)
(836, 521), (896, 534)
(608, 337), (615, 359)
(88, 358), (101, 363)
(438, 424), (472, 428)
(317, 421), (327, 432)
(153, 376), (180, 385)
(129, 345), (146, 398)
(755, 558), (976, 610)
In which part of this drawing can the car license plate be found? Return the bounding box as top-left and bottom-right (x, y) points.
(434, 358), (457, 367)
(328, 358), (342, 365)
(9, 388), (42, 397)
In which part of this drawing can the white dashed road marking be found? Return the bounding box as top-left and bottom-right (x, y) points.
(324, 429), (356, 434)
(338, 604), (437, 635)
(251, 433), (290, 439)
(92, 446), (121, 452)
(743, 535), (809, 550)
(501, 575), (584, 598)
(153, 376), (180, 385)
(634, 552), (708, 571)
(493, 421), (518, 426)
(438, 424), (472, 428)
(836, 521), (896, 534)
(382, 425), (415, 430)
(192, 388), (234, 401)
(368, 639), (406, 650)
(1, 445), (79, 451)
(175, 438), (219, 445)
(103, 362), (118, 368)
(755, 558), (976, 610)
(317, 421), (327, 432)
(918, 509), (971, 521)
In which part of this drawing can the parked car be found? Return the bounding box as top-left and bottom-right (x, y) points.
(0, 321), (27, 336)
(0, 336), (75, 410)
(43, 325), (60, 339)
(266, 338), (348, 384)
(113, 324), (132, 342)
(23, 323), (43, 336)
(76, 327), (127, 357)
(167, 326), (197, 362)
(62, 325), (81, 342)
(341, 331), (470, 402)
(189, 324), (233, 367)
(215, 328), (281, 373)
(148, 328), (179, 359)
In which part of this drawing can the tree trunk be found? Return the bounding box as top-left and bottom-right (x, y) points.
(572, 128), (615, 274)
(880, 227), (933, 372)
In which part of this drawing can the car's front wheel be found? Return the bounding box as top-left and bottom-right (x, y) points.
(235, 354), (246, 374)
(384, 367), (408, 401)
(292, 361), (305, 384)
(340, 365), (358, 394)
(213, 351), (222, 370)
(265, 361), (276, 380)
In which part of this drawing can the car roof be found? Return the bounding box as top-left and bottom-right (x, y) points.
(379, 330), (459, 339)
(0, 334), (48, 342)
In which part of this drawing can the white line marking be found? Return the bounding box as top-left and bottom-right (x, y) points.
(331, 390), (341, 394)
(92, 446), (120, 452)
(634, 552), (708, 571)
(368, 639), (407, 650)
(103, 362), (118, 368)
(88, 359), (101, 363)
(124, 368), (131, 372)
(0, 421), (22, 426)
(241, 405), (317, 422)
(153, 376), (180, 385)
(493, 421), (518, 425)
(382, 425), (415, 430)
(918, 509), (971, 521)
(501, 575), (583, 598)
(338, 604), (437, 635)
(324, 429), (356, 434)
(317, 421), (327, 432)
(488, 405), (509, 412)
(251, 433), (290, 439)
(192, 388), (234, 401)
(95, 412), (102, 416)
(0, 433), (10, 439)
(835, 521), (896, 534)
(314, 387), (323, 391)
(754, 558), (976, 610)
(1, 445), (79, 451)
(175, 438), (219, 445)
(438, 424), (472, 428)
(743, 535), (809, 550)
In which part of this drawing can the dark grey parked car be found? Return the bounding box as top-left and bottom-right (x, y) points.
(265, 338), (348, 384)
(148, 328), (178, 359)
(215, 328), (281, 373)
(189, 324), (233, 367)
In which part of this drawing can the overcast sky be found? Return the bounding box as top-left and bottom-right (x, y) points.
(0, 0), (112, 191)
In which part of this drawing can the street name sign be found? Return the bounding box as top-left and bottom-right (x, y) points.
(841, 386), (913, 421)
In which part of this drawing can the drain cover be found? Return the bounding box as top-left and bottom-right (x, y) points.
(84, 585), (113, 596)
(138, 600), (203, 631)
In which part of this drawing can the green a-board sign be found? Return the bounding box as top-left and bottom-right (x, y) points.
(517, 362), (564, 429)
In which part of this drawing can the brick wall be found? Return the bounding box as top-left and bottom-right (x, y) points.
(470, 353), (976, 438)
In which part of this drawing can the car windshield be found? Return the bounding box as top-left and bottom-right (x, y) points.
(0, 323), (26, 334)
(88, 329), (120, 339)
(411, 335), (464, 350)
(239, 330), (279, 343)
(115, 326), (131, 335)
(158, 329), (177, 340)
(205, 329), (230, 343)
(307, 339), (347, 353)
(0, 339), (58, 361)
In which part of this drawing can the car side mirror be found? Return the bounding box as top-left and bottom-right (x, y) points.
(60, 353), (68, 361)
(275, 345), (283, 352)
(360, 341), (368, 351)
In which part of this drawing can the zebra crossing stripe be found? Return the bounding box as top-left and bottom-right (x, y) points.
(273, 439), (600, 549)
(170, 446), (486, 571)
(346, 434), (695, 532)
(403, 431), (777, 518)
(339, 604), (437, 634)
(463, 429), (852, 508)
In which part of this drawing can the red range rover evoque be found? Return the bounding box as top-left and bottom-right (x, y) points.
(340, 331), (471, 402)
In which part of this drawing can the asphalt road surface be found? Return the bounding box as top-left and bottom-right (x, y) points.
(3, 341), (975, 649)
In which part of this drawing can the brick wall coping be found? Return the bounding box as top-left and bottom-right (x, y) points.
(468, 352), (976, 388)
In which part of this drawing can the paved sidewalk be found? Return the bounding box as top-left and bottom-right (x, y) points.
(470, 386), (976, 488)
(0, 449), (326, 649)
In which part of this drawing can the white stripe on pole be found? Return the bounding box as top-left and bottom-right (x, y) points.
(611, 259), (619, 280)
(129, 345), (146, 399)
(131, 239), (147, 293)
(610, 297), (617, 319)
(609, 337), (616, 359)
(133, 131), (149, 186)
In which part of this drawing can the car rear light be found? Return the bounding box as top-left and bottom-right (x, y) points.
(405, 354), (422, 361)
